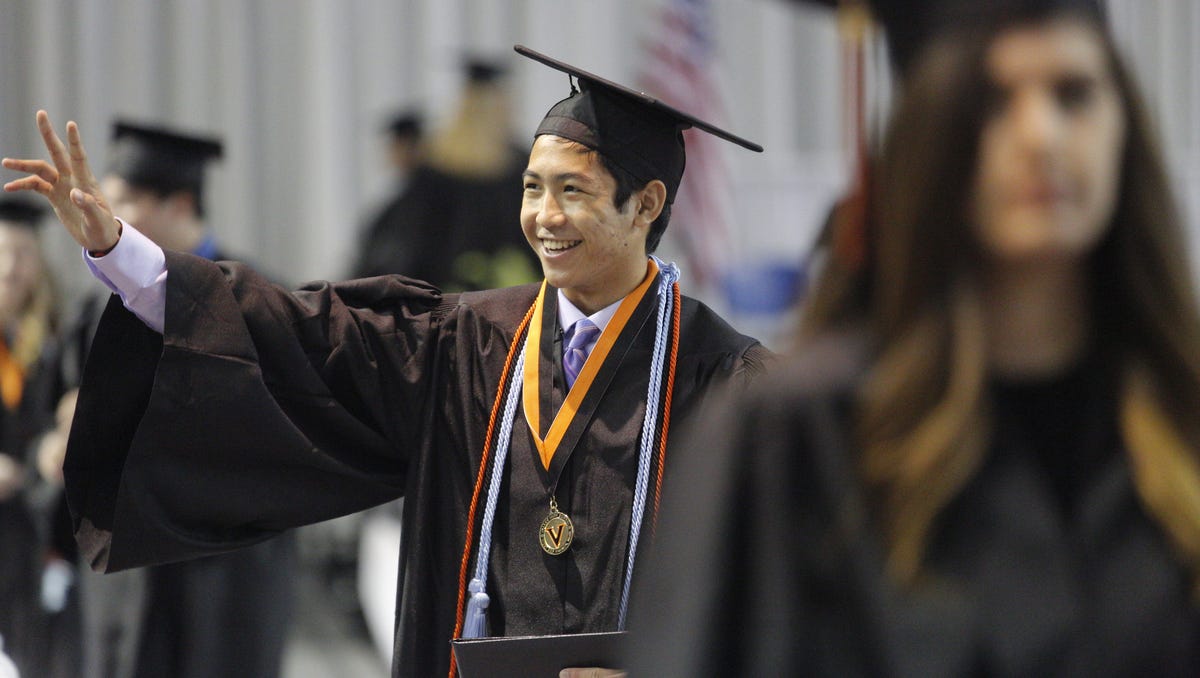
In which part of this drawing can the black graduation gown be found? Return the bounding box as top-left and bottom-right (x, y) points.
(57, 251), (297, 678)
(353, 156), (540, 290)
(0, 340), (60, 678)
(64, 251), (770, 677)
(627, 341), (1200, 677)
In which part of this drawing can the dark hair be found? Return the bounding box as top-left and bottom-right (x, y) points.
(134, 183), (206, 219)
(387, 112), (424, 140)
(596, 152), (672, 255)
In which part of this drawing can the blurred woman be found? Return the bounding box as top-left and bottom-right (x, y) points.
(0, 197), (63, 677)
(630, 1), (1200, 675)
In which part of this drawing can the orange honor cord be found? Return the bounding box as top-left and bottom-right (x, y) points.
(450, 261), (680, 672)
(523, 260), (660, 470)
(0, 340), (24, 410)
(449, 297), (537, 678)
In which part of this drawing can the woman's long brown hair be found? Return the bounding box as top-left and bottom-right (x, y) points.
(800, 12), (1200, 589)
(2, 236), (57, 371)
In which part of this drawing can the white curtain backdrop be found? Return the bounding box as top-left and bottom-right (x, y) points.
(0, 0), (1196, 345)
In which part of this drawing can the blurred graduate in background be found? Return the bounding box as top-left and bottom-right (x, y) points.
(630, 0), (1200, 675)
(0, 197), (68, 678)
(352, 56), (540, 291)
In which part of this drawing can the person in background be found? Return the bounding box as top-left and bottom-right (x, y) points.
(355, 110), (425, 272)
(2, 44), (770, 677)
(40, 121), (296, 678)
(628, 0), (1200, 675)
(0, 197), (67, 678)
(384, 111), (425, 192)
(351, 109), (427, 665)
(352, 57), (540, 290)
(0, 638), (19, 678)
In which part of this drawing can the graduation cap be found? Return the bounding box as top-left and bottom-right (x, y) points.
(868, 0), (1105, 76)
(0, 197), (45, 229)
(788, 0), (1105, 76)
(386, 111), (424, 140)
(107, 121), (224, 198)
(515, 44), (763, 206)
(464, 56), (508, 84)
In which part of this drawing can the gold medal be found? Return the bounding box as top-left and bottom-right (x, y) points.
(539, 497), (574, 555)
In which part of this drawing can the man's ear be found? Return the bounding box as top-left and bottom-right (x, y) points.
(634, 180), (667, 228)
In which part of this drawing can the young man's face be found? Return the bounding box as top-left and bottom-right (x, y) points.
(0, 222), (41, 322)
(521, 135), (651, 314)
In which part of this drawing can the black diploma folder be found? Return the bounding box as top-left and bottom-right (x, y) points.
(451, 631), (627, 677)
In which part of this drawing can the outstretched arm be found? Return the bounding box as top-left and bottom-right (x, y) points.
(3, 110), (121, 254)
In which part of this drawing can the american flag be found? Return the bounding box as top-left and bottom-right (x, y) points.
(638, 0), (735, 291)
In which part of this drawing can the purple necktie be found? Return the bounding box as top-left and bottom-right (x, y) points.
(563, 319), (601, 389)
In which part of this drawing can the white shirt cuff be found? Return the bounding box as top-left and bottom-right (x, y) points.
(83, 219), (167, 334)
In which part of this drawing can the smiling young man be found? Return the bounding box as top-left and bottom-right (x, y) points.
(3, 46), (769, 677)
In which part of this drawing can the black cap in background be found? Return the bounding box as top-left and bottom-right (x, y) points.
(868, 0), (1105, 76)
(107, 121), (224, 197)
(516, 44), (763, 206)
(464, 56), (508, 84)
(0, 197), (45, 229)
(785, 0), (1105, 76)
(386, 111), (424, 140)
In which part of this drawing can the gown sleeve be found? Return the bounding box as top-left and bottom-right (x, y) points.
(65, 250), (451, 572)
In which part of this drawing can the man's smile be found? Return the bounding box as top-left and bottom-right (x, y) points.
(542, 238), (582, 253)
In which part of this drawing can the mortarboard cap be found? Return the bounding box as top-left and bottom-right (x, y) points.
(516, 44), (763, 206)
(386, 111), (424, 140)
(782, 0), (1105, 76)
(464, 56), (508, 84)
(0, 197), (45, 229)
(867, 0), (1106, 76)
(107, 121), (224, 197)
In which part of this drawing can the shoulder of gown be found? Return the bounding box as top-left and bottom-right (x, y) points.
(625, 327), (895, 677)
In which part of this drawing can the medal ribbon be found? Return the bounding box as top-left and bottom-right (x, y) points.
(523, 259), (660, 470)
(451, 258), (680, 670)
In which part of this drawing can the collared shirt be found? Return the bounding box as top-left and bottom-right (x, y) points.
(556, 290), (620, 360)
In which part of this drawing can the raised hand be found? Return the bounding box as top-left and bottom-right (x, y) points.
(2, 110), (120, 253)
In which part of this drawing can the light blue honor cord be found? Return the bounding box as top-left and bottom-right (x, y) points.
(462, 348), (526, 640)
(618, 258), (678, 629)
(461, 259), (680, 639)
